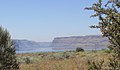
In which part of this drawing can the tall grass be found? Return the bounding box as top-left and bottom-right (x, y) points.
(17, 51), (112, 70)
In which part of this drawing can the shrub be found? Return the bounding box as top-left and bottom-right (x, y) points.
(87, 60), (104, 70)
(107, 54), (120, 70)
(104, 50), (111, 53)
(86, 0), (120, 57)
(0, 27), (19, 70)
(24, 57), (31, 64)
(86, 0), (120, 69)
(76, 47), (84, 52)
(91, 50), (97, 53)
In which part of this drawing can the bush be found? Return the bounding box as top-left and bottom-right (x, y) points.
(107, 54), (120, 70)
(0, 27), (19, 70)
(86, 0), (120, 69)
(76, 47), (84, 52)
(86, 0), (120, 57)
(87, 60), (104, 70)
(104, 50), (111, 53)
(24, 57), (31, 64)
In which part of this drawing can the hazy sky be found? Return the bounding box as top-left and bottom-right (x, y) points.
(0, 0), (101, 42)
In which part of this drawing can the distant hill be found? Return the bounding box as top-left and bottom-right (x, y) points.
(13, 40), (51, 51)
(51, 35), (109, 50)
(13, 35), (109, 53)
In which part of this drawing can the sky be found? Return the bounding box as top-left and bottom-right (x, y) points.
(0, 0), (102, 42)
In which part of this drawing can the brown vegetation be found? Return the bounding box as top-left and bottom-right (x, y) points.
(17, 51), (112, 70)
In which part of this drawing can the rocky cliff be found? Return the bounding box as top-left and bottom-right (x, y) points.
(51, 35), (109, 50)
(13, 40), (51, 51)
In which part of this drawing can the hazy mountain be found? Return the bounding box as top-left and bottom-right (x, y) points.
(14, 35), (109, 53)
(13, 39), (51, 51)
(51, 35), (109, 50)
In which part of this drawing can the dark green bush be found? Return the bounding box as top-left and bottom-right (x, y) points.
(86, 0), (120, 57)
(86, 0), (120, 69)
(104, 50), (111, 53)
(87, 60), (104, 70)
(108, 54), (120, 70)
(76, 47), (84, 52)
(0, 27), (19, 70)
(24, 57), (31, 64)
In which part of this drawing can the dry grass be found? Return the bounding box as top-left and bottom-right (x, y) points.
(17, 51), (111, 70)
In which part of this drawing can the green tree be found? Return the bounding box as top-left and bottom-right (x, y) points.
(85, 0), (120, 57)
(86, 0), (120, 69)
(0, 27), (19, 70)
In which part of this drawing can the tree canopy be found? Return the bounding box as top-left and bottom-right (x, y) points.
(0, 26), (19, 70)
(85, 0), (120, 56)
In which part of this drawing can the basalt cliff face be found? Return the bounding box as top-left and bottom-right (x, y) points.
(51, 35), (109, 50)
(13, 40), (51, 51)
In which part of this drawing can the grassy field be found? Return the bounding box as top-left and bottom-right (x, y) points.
(17, 50), (113, 70)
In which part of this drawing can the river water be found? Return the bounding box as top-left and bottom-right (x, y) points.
(16, 46), (107, 54)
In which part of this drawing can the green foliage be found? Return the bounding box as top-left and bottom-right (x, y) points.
(86, 0), (120, 56)
(44, 52), (75, 60)
(104, 50), (111, 53)
(108, 54), (120, 70)
(91, 50), (97, 53)
(87, 53), (120, 70)
(76, 47), (84, 52)
(87, 60), (104, 70)
(86, 0), (120, 69)
(24, 57), (31, 64)
(0, 27), (19, 70)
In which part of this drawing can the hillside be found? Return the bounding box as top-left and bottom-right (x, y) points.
(51, 35), (109, 50)
(14, 40), (51, 51)
(14, 35), (109, 53)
